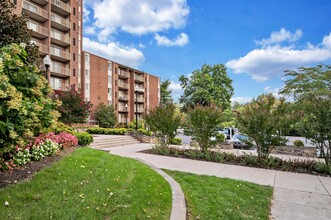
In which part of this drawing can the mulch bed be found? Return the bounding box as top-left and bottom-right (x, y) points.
(0, 147), (76, 189)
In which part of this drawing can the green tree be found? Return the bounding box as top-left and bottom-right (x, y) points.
(160, 79), (173, 105)
(144, 104), (181, 145)
(280, 64), (331, 164)
(0, 0), (40, 65)
(53, 89), (92, 125)
(179, 64), (234, 111)
(235, 94), (291, 159)
(0, 44), (59, 152)
(94, 103), (116, 128)
(186, 105), (223, 152)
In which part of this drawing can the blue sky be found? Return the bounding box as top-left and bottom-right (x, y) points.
(82, 0), (331, 104)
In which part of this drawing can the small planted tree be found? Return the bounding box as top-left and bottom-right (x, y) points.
(53, 89), (92, 125)
(235, 94), (291, 159)
(186, 105), (223, 152)
(144, 104), (181, 146)
(94, 103), (116, 128)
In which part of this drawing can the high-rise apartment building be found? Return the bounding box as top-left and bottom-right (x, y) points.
(82, 52), (160, 124)
(13, 0), (83, 92)
(12, 0), (160, 123)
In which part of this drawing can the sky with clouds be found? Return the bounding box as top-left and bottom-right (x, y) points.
(83, 0), (331, 104)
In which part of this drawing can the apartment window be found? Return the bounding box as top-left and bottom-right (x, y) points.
(73, 68), (75, 77)
(13, 0), (17, 5)
(108, 75), (111, 84)
(85, 84), (89, 91)
(73, 38), (76, 46)
(108, 101), (112, 106)
(85, 54), (90, 63)
(85, 69), (90, 79)
(73, 23), (76, 31)
(73, 53), (76, 61)
(108, 63), (112, 71)
(73, 8), (76, 15)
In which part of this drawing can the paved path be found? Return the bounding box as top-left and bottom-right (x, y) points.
(106, 143), (331, 220)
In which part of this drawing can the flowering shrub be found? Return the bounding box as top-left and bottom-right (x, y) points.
(30, 139), (60, 161)
(13, 148), (31, 165)
(32, 132), (78, 149)
(0, 159), (15, 172)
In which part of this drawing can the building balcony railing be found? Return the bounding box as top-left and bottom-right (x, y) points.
(35, 43), (49, 55)
(135, 96), (144, 102)
(119, 70), (129, 78)
(23, 0), (49, 21)
(118, 81), (129, 89)
(51, 30), (70, 44)
(50, 65), (70, 77)
(118, 118), (129, 124)
(134, 74), (144, 82)
(134, 107), (145, 113)
(50, 82), (70, 91)
(135, 85), (145, 93)
(51, 0), (71, 16)
(118, 106), (128, 112)
(51, 13), (70, 31)
(118, 95), (128, 101)
(50, 47), (71, 61)
(27, 21), (49, 38)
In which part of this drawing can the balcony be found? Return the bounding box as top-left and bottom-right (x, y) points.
(135, 96), (144, 103)
(134, 74), (144, 83)
(27, 21), (49, 39)
(51, 0), (70, 16)
(30, 0), (49, 6)
(118, 106), (128, 112)
(118, 81), (129, 90)
(134, 107), (145, 114)
(50, 47), (70, 61)
(23, 0), (49, 22)
(118, 70), (129, 79)
(134, 85), (145, 93)
(118, 95), (128, 101)
(118, 118), (129, 124)
(35, 43), (49, 55)
(50, 82), (70, 91)
(51, 13), (70, 32)
(50, 64), (70, 77)
(50, 29), (70, 46)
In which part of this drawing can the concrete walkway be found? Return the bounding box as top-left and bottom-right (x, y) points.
(106, 143), (331, 220)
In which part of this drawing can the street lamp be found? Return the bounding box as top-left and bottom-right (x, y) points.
(43, 55), (51, 85)
(135, 90), (138, 130)
(125, 103), (128, 127)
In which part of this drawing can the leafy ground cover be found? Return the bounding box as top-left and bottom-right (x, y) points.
(166, 170), (273, 220)
(0, 148), (171, 220)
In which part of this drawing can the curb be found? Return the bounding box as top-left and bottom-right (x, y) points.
(135, 158), (187, 220)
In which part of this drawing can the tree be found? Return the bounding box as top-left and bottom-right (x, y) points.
(186, 105), (223, 152)
(235, 94), (292, 159)
(0, 44), (59, 152)
(144, 104), (181, 145)
(94, 103), (116, 128)
(160, 79), (173, 105)
(53, 89), (92, 125)
(179, 64), (234, 111)
(0, 0), (40, 65)
(280, 64), (331, 164)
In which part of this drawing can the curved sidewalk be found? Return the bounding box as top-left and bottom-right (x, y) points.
(108, 143), (331, 220)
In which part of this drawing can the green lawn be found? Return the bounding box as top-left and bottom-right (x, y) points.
(166, 170), (273, 220)
(0, 148), (171, 220)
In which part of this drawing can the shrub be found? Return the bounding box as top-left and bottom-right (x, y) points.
(128, 119), (145, 130)
(33, 132), (78, 149)
(74, 132), (93, 146)
(137, 128), (153, 137)
(13, 148), (31, 165)
(215, 132), (225, 143)
(293, 139), (304, 147)
(170, 137), (182, 145)
(94, 102), (116, 128)
(30, 139), (60, 161)
(86, 128), (127, 135)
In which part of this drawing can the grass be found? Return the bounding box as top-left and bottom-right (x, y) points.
(165, 170), (273, 220)
(0, 148), (172, 220)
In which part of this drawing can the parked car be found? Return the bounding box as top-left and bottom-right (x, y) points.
(230, 133), (252, 149)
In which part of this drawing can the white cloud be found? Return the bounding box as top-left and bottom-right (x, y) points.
(138, 43), (146, 48)
(155, 33), (189, 46)
(226, 32), (331, 82)
(84, 26), (96, 35)
(256, 28), (303, 46)
(168, 81), (183, 101)
(92, 0), (189, 38)
(83, 37), (145, 68)
(83, 4), (91, 23)
(230, 97), (253, 104)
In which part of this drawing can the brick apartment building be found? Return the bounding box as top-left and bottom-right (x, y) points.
(12, 0), (160, 123)
(82, 52), (160, 123)
(13, 0), (83, 92)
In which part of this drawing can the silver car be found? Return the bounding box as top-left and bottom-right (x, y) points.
(230, 133), (252, 149)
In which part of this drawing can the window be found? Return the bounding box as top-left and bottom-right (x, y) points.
(85, 84), (89, 91)
(85, 54), (90, 63)
(73, 8), (76, 15)
(13, 0), (17, 5)
(73, 38), (76, 46)
(108, 75), (111, 84)
(73, 68), (76, 76)
(73, 23), (76, 31)
(85, 69), (90, 79)
(73, 53), (76, 61)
